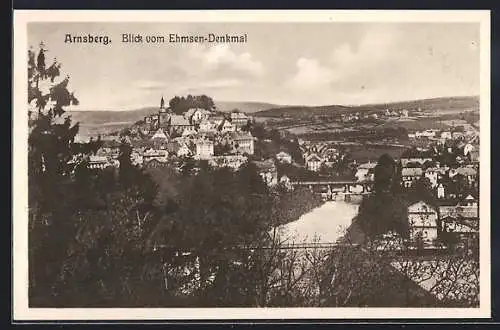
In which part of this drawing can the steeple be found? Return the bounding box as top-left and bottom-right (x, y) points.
(160, 95), (165, 111)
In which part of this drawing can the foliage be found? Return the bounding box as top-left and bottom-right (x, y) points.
(356, 154), (410, 240)
(168, 94), (216, 115)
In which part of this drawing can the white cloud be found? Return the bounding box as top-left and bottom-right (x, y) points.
(286, 57), (336, 91)
(189, 44), (264, 77)
(331, 26), (401, 75)
(284, 27), (403, 103)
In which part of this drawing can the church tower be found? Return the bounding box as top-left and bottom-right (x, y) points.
(160, 96), (165, 111)
(159, 95), (170, 128)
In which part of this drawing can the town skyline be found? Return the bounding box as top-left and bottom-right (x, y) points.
(28, 22), (480, 111)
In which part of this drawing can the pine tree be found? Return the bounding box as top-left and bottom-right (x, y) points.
(28, 42), (89, 303)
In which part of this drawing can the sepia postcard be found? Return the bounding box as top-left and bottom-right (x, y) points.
(12, 10), (491, 321)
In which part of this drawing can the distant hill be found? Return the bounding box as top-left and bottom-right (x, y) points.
(254, 96), (479, 118)
(215, 101), (284, 113)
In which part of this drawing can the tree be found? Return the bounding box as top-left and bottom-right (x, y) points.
(168, 95), (216, 115)
(356, 154), (409, 240)
(28, 42), (95, 303)
(28, 43), (161, 307)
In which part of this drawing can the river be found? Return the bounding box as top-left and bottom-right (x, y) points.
(277, 201), (360, 244)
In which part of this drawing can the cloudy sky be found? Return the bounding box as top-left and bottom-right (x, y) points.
(28, 22), (480, 110)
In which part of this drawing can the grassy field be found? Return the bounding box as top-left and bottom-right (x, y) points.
(349, 145), (407, 163)
(375, 118), (451, 131)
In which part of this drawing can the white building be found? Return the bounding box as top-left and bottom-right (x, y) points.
(230, 111), (250, 128)
(182, 126), (198, 137)
(232, 132), (255, 155)
(196, 140), (214, 160)
(221, 120), (237, 133)
(88, 155), (110, 170)
(186, 108), (211, 124)
(437, 183), (445, 199)
(407, 201), (439, 244)
(143, 148), (169, 163)
(305, 153), (323, 172)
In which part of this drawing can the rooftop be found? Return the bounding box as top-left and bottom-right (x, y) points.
(170, 115), (191, 126)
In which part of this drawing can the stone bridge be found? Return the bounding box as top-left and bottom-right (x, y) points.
(290, 180), (374, 201)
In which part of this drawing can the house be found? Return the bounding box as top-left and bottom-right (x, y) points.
(231, 131), (255, 155)
(88, 155), (110, 170)
(210, 115), (226, 127)
(355, 162), (376, 182)
(199, 119), (218, 133)
(407, 201), (439, 243)
(461, 194), (478, 207)
(254, 159), (278, 186)
(439, 204), (478, 220)
(424, 167), (446, 188)
(151, 128), (169, 141)
(305, 153), (323, 172)
(170, 115), (193, 134)
(401, 168), (423, 188)
(230, 111), (249, 128)
(142, 148), (169, 164)
(195, 139), (214, 160)
(186, 108), (211, 125)
(143, 157), (169, 169)
(184, 108), (198, 121)
(181, 126), (198, 137)
(439, 200), (479, 242)
(470, 150), (480, 163)
(441, 216), (478, 240)
(177, 143), (193, 158)
(437, 183), (445, 199)
(456, 167), (477, 184)
(149, 114), (160, 130)
(221, 119), (237, 133)
(276, 151), (292, 164)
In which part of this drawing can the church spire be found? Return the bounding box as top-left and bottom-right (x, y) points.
(160, 95), (165, 109)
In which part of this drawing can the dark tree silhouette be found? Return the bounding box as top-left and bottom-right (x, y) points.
(356, 154), (409, 240)
(168, 95), (216, 114)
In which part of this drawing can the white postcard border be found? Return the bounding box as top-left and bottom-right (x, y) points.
(12, 9), (491, 320)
